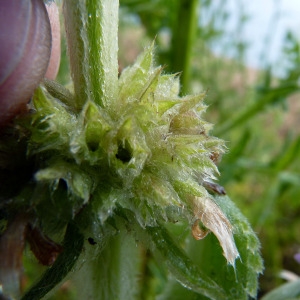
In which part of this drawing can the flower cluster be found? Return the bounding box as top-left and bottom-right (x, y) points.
(27, 45), (238, 265)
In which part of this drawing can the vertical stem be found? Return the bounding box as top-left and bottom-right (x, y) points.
(63, 0), (119, 108)
(171, 0), (198, 95)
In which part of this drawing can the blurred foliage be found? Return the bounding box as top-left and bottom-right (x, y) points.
(119, 0), (300, 298)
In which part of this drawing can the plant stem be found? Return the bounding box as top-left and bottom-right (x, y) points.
(63, 0), (119, 108)
(171, 0), (198, 95)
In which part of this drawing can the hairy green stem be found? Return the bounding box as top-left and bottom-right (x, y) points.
(63, 0), (119, 108)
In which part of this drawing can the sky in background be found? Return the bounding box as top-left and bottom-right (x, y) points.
(205, 0), (300, 75)
(243, 0), (300, 69)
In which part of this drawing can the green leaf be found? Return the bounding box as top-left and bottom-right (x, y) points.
(261, 279), (300, 300)
(21, 223), (84, 300)
(199, 195), (264, 298)
(146, 225), (228, 300)
(156, 195), (263, 299)
(71, 219), (141, 300)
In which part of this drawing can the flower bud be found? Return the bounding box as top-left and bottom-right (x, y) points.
(45, 1), (61, 80)
(0, 0), (51, 125)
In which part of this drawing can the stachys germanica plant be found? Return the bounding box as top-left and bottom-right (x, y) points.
(0, 1), (263, 299)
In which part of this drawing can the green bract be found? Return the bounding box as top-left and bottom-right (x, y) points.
(30, 44), (237, 261)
